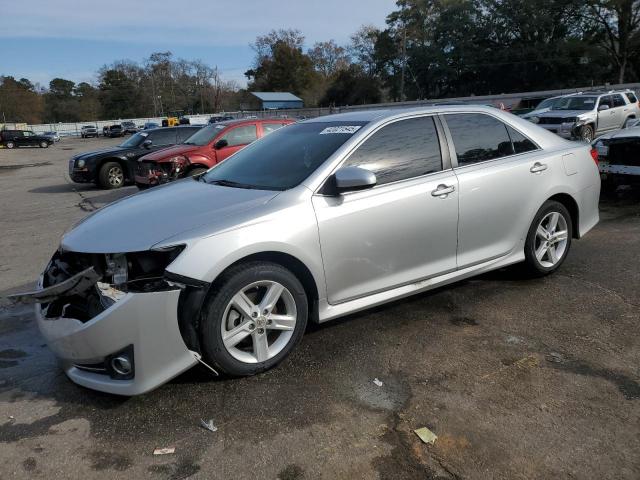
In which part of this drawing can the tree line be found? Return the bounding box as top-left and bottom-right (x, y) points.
(2, 0), (640, 124)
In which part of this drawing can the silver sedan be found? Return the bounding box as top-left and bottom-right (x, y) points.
(16, 105), (601, 395)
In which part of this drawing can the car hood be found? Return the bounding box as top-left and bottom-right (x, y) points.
(140, 144), (199, 162)
(594, 126), (640, 142)
(536, 110), (591, 118)
(61, 178), (279, 253)
(73, 146), (131, 160)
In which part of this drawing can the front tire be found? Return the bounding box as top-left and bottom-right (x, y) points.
(200, 262), (308, 376)
(188, 167), (207, 177)
(523, 200), (573, 276)
(579, 124), (594, 143)
(98, 161), (125, 189)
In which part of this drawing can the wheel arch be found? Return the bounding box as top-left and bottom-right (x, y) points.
(98, 156), (133, 180)
(547, 193), (580, 239)
(210, 251), (320, 323)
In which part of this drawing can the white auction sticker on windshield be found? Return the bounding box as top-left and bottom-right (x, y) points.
(319, 126), (362, 135)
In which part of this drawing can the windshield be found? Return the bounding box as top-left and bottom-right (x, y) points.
(553, 97), (597, 111)
(201, 121), (367, 191)
(118, 131), (148, 148)
(535, 97), (559, 110)
(183, 124), (227, 145)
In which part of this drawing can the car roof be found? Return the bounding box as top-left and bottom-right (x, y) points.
(304, 105), (512, 123)
(212, 118), (292, 127)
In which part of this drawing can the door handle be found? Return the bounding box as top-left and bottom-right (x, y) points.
(431, 184), (455, 197)
(530, 162), (548, 174)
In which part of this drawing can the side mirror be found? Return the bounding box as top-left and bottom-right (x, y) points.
(598, 104), (610, 111)
(332, 166), (376, 194)
(214, 139), (228, 149)
(142, 139), (153, 149)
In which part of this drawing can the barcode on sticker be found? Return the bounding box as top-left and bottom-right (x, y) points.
(320, 126), (362, 135)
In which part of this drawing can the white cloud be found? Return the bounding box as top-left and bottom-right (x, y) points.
(0, 0), (394, 46)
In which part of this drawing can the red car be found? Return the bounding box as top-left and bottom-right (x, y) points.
(134, 118), (294, 188)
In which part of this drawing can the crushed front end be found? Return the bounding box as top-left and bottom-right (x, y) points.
(13, 247), (208, 395)
(135, 156), (189, 187)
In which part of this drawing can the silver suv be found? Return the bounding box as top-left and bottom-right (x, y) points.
(528, 90), (640, 142)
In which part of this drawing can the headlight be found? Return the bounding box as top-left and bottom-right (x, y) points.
(106, 246), (186, 292)
(529, 116), (539, 124)
(126, 152), (135, 158)
(77, 159), (85, 168)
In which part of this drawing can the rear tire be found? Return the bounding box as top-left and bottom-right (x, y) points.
(200, 261), (308, 376)
(523, 200), (573, 277)
(5, 141), (15, 149)
(98, 161), (125, 189)
(39, 141), (49, 148)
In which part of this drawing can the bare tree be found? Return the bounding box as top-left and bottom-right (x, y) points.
(588, 0), (640, 82)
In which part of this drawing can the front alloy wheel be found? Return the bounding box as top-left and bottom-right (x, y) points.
(221, 280), (297, 363)
(200, 261), (308, 376)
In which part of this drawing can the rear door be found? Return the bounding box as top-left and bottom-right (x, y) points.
(611, 94), (628, 128)
(214, 123), (258, 163)
(313, 115), (459, 304)
(441, 112), (544, 268)
(15, 131), (28, 146)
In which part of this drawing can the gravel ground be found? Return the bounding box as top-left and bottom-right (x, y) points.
(0, 137), (638, 479)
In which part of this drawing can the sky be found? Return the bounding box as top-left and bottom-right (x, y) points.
(1, 0), (396, 88)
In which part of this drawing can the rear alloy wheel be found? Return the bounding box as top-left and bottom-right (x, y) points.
(200, 262), (308, 376)
(98, 161), (125, 189)
(580, 124), (594, 143)
(5, 141), (15, 149)
(523, 200), (572, 276)
(39, 141), (49, 148)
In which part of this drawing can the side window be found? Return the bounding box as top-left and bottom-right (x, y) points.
(263, 123), (287, 135)
(506, 126), (537, 154)
(220, 125), (258, 147)
(148, 129), (177, 146)
(625, 92), (638, 103)
(599, 96), (613, 108)
(343, 116), (442, 185)
(612, 94), (626, 108)
(445, 113), (514, 166)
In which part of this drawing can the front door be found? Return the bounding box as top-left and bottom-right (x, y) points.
(214, 124), (258, 163)
(313, 115), (459, 304)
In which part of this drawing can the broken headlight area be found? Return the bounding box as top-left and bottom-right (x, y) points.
(16, 246), (186, 322)
(140, 157), (188, 185)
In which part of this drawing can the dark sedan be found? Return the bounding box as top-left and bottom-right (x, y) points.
(69, 126), (201, 189)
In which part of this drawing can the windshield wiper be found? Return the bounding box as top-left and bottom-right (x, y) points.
(206, 179), (260, 189)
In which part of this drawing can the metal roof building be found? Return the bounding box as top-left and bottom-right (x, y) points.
(250, 92), (304, 110)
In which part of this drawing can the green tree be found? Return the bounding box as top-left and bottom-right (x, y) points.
(0, 76), (44, 124)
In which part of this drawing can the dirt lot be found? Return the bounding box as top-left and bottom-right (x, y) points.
(0, 136), (639, 479)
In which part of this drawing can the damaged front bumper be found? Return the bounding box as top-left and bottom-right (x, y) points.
(35, 286), (198, 396)
(12, 249), (206, 395)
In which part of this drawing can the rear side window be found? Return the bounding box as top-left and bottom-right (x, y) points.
(445, 114), (514, 166)
(220, 125), (258, 147)
(506, 126), (537, 154)
(612, 94), (626, 107)
(148, 129), (177, 146)
(343, 116), (442, 185)
(625, 92), (638, 103)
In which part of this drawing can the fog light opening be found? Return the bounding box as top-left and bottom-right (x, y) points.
(111, 356), (132, 376)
